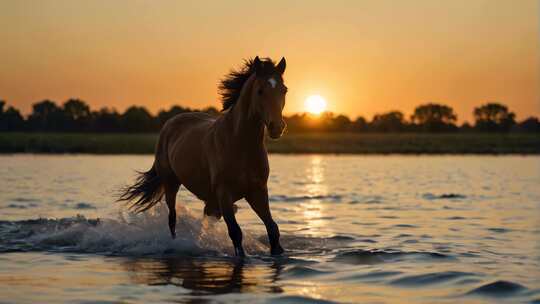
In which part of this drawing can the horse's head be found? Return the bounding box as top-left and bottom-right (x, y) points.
(250, 56), (287, 139)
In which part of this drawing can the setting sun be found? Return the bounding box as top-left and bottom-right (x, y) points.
(305, 95), (327, 115)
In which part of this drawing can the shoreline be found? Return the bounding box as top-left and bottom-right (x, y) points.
(1, 132), (539, 155)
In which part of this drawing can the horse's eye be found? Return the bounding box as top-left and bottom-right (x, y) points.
(258, 88), (264, 95)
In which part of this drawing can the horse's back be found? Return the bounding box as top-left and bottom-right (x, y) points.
(163, 112), (215, 131)
(156, 112), (216, 200)
(160, 111), (216, 161)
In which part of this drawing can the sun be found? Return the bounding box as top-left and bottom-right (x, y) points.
(305, 95), (327, 115)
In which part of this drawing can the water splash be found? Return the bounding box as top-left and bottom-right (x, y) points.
(0, 204), (267, 256)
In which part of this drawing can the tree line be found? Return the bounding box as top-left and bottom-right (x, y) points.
(0, 99), (539, 133)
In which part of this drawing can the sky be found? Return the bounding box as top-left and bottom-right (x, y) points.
(1, 0), (539, 122)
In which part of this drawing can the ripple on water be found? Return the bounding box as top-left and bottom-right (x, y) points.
(269, 194), (342, 203)
(390, 271), (477, 286)
(278, 235), (356, 254)
(348, 198), (383, 205)
(395, 234), (413, 238)
(74, 202), (97, 210)
(423, 193), (467, 200)
(10, 197), (40, 203)
(332, 249), (452, 265)
(5, 203), (38, 209)
(466, 280), (528, 297)
(3, 197), (40, 209)
(487, 227), (512, 234)
(393, 224), (418, 228)
(445, 216), (466, 220)
(327, 235), (356, 241)
(270, 295), (339, 304)
(342, 270), (403, 282)
(281, 265), (330, 278)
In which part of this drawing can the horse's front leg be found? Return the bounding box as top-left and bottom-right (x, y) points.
(247, 187), (284, 255)
(217, 187), (245, 257)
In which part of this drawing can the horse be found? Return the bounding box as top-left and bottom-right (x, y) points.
(118, 56), (287, 257)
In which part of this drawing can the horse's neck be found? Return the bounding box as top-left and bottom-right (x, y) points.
(224, 75), (265, 147)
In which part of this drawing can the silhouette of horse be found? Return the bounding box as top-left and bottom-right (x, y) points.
(119, 57), (287, 256)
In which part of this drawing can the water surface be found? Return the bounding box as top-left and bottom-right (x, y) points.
(0, 155), (539, 303)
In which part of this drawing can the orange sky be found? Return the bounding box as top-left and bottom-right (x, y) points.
(1, 0), (539, 122)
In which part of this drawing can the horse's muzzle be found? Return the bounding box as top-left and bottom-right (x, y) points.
(267, 120), (286, 139)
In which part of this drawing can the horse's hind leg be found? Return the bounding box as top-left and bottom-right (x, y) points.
(164, 180), (180, 239)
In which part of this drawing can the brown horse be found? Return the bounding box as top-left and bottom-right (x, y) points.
(119, 57), (287, 256)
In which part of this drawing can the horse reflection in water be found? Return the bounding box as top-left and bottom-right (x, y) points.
(122, 258), (284, 296)
(119, 57), (288, 256)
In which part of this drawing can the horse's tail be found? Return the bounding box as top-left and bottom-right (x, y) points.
(117, 163), (164, 212)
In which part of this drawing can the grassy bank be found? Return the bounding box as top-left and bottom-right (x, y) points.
(0, 132), (539, 154)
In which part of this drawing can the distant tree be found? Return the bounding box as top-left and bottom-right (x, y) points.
(121, 106), (158, 132)
(370, 111), (406, 132)
(63, 99), (91, 131)
(411, 103), (457, 132)
(284, 113), (308, 132)
(283, 112), (341, 133)
(0, 101), (25, 131)
(474, 103), (516, 132)
(27, 100), (66, 131)
(352, 116), (368, 132)
(330, 114), (351, 132)
(13, 98), (533, 135)
(459, 122), (474, 133)
(515, 117), (540, 133)
(90, 107), (122, 132)
(314, 112), (332, 131)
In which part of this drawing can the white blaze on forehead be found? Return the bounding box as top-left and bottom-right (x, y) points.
(268, 77), (277, 88)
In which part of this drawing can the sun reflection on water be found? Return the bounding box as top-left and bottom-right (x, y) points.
(301, 156), (331, 236)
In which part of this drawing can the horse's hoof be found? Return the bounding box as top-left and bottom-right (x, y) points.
(235, 247), (246, 257)
(271, 246), (284, 256)
(171, 233), (176, 239)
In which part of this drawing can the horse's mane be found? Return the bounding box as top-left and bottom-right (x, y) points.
(219, 57), (275, 111)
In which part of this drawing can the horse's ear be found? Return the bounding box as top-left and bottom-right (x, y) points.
(276, 57), (286, 75)
(253, 56), (263, 75)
